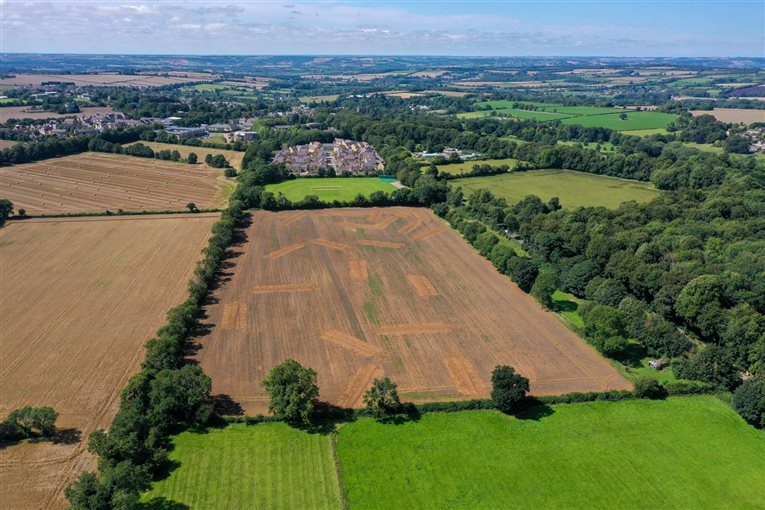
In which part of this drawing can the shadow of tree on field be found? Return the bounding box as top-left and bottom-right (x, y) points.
(51, 428), (82, 445)
(140, 497), (190, 510)
(514, 400), (555, 421)
(212, 394), (244, 416)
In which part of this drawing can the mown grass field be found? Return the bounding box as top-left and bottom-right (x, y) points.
(264, 177), (396, 202)
(427, 157), (518, 175)
(561, 111), (677, 131)
(450, 169), (660, 209)
(457, 100), (676, 132)
(142, 423), (341, 509)
(338, 397), (765, 510)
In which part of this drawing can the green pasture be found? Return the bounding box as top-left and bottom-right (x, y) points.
(622, 128), (670, 136)
(561, 111), (677, 131)
(450, 169), (661, 209)
(338, 397), (765, 510)
(427, 157), (518, 175)
(142, 423), (341, 509)
(264, 178), (396, 202)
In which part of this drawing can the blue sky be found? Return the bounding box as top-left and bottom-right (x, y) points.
(1, 1), (762, 56)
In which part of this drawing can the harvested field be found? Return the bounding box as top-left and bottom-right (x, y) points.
(194, 208), (630, 415)
(0, 73), (209, 88)
(0, 106), (117, 121)
(128, 141), (245, 169)
(0, 152), (226, 215)
(0, 214), (217, 509)
(690, 108), (765, 124)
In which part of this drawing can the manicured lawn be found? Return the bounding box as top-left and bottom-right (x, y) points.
(561, 111), (677, 131)
(264, 178), (396, 202)
(622, 358), (680, 384)
(142, 423), (341, 509)
(338, 397), (765, 510)
(450, 169), (661, 209)
(428, 157), (518, 175)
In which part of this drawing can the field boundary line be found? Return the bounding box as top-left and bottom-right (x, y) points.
(329, 428), (350, 510)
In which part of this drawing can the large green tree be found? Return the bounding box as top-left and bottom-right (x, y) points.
(491, 365), (529, 414)
(363, 377), (402, 418)
(262, 359), (319, 424)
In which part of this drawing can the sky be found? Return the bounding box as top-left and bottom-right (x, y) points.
(0, 0), (763, 57)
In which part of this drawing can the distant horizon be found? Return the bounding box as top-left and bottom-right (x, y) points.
(1, 1), (762, 58)
(2, 52), (762, 60)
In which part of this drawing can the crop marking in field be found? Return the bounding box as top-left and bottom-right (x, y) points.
(337, 362), (384, 408)
(265, 242), (305, 260)
(280, 213), (306, 226)
(398, 217), (425, 234)
(357, 239), (404, 249)
(406, 274), (438, 297)
(341, 215), (399, 231)
(251, 283), (316, 294)
(377, 323), (453, 335)
(311, 238), (351, 251)
(443, 355), (486, 397)
(219, 301), (246, 331)
(411, 227), (448, 241)
(349, 260), (369, 281)
(320, 330), (384, 357)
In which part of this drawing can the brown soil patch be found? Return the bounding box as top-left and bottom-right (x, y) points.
(406, 274), (438, 297)
(377, 323), (454, 335)
(251, 283), (315, 294)
(398, 217), (425, 234)
(265, 242), (305, 260)
(0, 214), (215, 509)
(349, 260), (368, 281)
(411, 227), (448, 241)
(443, 356), (486, 398)
(220, 301), (247, 331)
(320, 330), (383, 357)
(357, 239), (404, 249)
(0, 152), (225, 215)
(311, 238), (350, 251)
(193, 207), (631, 415)
(341, 214), (399, 230)
(280, 213), (306, 226)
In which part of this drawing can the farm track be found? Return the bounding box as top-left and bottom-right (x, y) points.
(0, 152), (225, 215)
(0, 214), (216, 509)
(193, 207), (631, 415)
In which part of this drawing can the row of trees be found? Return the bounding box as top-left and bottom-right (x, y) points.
(261, 359), (531, 423)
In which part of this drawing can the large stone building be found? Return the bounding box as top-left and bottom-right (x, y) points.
(273, 139), (385, 175)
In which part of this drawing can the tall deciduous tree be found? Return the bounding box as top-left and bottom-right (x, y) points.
(363, 377), (402, 418)
(262, 360), (319, 424)
(491, 365), (529, 414)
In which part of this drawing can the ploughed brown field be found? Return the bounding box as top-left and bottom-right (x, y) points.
(195, 208), (630, 415)
(0, 214), (216, 509)
(0, 152), (226, 215)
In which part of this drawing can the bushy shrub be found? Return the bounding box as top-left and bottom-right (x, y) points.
(633, 377), (668, 399)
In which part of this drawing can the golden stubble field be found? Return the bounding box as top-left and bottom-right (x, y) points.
(194, 208), (630, 415)
(0, 213), (216, 509)
(0, 152), (227, 215)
